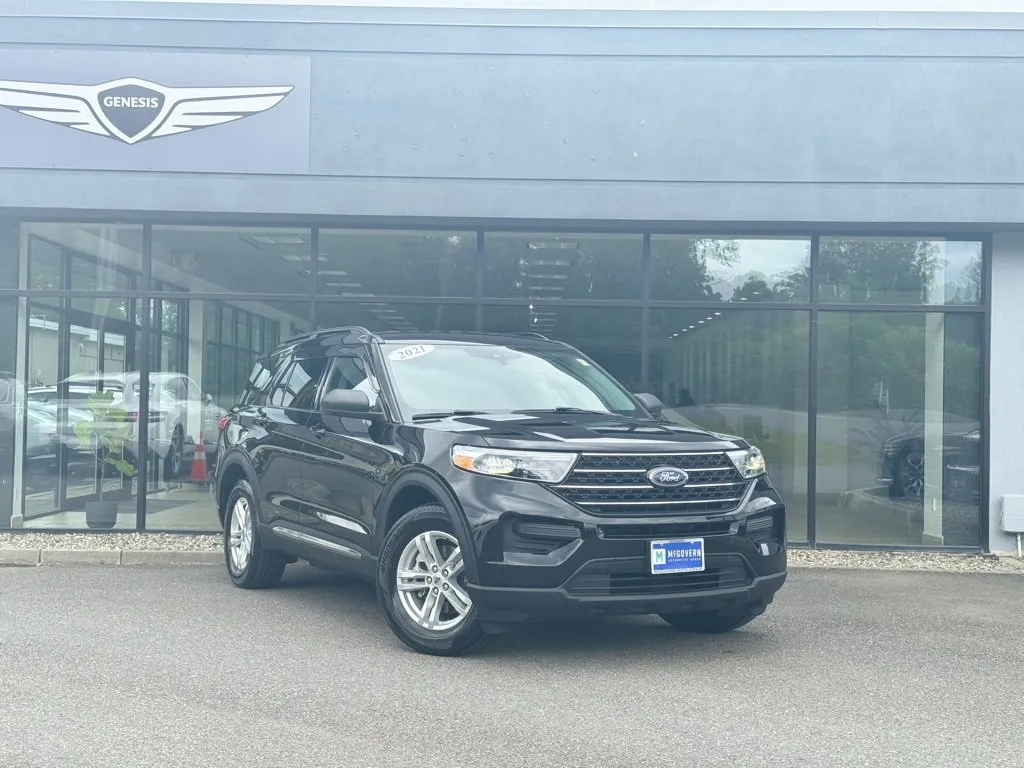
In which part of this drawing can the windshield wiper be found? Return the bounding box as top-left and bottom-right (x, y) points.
(411, 410), (489, 422)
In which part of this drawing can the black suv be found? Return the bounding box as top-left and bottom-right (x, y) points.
(214, 328), (787, 655)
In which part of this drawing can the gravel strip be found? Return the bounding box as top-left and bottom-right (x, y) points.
(1, 533), (1022, 573)
(0, 533), (220, 551)
(788, 548), (1024, 573)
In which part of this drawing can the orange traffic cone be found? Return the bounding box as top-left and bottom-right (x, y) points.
(190, 434), (208, 483)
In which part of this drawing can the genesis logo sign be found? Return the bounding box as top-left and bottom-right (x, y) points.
(0, 77), (293, 144)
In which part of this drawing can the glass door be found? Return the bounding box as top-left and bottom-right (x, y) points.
(59, 307), (135, 508)
(23, 300), (138, 518)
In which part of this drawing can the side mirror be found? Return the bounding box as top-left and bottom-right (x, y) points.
(321, 388), (375, 418)
(634, 393), (665, 417)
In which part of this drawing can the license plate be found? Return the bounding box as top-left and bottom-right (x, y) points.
(650, 538), (705, 575)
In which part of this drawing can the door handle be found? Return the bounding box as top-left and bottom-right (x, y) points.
(312, 424), (327, 440)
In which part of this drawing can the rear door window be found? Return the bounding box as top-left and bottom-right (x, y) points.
(268, 357), (329, 410)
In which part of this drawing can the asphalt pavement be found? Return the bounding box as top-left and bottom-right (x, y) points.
(0, 563), (1021, 768)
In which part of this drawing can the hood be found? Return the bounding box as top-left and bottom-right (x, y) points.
(415, 411), (748, 452)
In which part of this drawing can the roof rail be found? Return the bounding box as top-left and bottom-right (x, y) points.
(508, 331), (550, 340)
(280, 325), (376, 345)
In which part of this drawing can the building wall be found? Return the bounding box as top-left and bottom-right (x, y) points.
(2, 3), (1024, 224)
(0, 2), (1011, 550)
(987, 234), (1022, 554)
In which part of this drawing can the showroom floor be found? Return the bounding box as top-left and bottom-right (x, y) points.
(21, 483), (218, 531)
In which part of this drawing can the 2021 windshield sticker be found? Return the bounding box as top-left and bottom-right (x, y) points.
(388, 344), (436, 362)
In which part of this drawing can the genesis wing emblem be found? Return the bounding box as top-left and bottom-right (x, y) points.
(0, 77), (294, 144)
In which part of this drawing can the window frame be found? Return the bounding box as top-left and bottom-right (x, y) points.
(314, 351), (383, 413)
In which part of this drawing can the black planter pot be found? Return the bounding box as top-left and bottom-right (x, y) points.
(85, 500), (118, 530)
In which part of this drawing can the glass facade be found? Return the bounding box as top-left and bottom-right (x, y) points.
(0, 222), (988, 549)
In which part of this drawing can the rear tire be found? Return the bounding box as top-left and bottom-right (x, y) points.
(224, 479), (286, 589)
(377, 504), (485, 656)
(658, 604), (766, 634)
(164, 427), (184, 478)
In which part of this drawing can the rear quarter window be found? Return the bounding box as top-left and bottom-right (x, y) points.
(238, 357), (279, 407)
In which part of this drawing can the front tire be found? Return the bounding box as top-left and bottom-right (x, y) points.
(658, 604), (767, 634)
(224, 479), (286, 589)
(377, 504), (484, 656)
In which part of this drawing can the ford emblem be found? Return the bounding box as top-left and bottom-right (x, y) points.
(647, 466), (689, 488)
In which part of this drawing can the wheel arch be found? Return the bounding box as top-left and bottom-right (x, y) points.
(215, 451), (260, 527)
(375, 467), (479, 584)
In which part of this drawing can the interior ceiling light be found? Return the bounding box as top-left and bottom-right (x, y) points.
(323, 282), (362, 289)
(714, 311), (722, 316)
(243, 234), (308, 248)
(525, 258), (573, 267)
(278, 253), (326, 262)
(528, 242), (578, 251)
(320, 270), (349, 276)
(525, 273), (569, 280)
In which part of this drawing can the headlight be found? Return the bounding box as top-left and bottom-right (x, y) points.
(451, 445), (578, 484)
(726, 446), (766, 479)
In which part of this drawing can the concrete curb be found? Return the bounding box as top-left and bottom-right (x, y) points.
(0, 549), (41, 566)
(0, 549), (221, 566)
(119, 550), (222, 566)
(41, 549), (122, 565)
(1, 547), (1022, 572)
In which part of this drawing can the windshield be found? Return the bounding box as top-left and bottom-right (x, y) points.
(380, 342), (641, 418)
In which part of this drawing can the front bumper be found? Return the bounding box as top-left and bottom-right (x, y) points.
(453, 472), (788, 623)
(467, 569), (786, 623)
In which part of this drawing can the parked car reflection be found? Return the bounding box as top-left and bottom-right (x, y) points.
(27, 371), (227, 477)
(24, 402), (95, 470)
(878, 428), (981, 502)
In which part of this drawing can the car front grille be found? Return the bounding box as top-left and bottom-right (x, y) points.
(553, 452), (750, 515)
(565, 554), (753, 597)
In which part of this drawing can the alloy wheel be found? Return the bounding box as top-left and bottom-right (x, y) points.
(228, 497), (253, 573)
(899, 452), (925, 498)
(395, 530), (472, 632)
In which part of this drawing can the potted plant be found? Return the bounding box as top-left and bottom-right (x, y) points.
(74, 389), (137, 529)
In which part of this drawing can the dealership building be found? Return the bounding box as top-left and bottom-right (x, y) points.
(2, 0), (1023, 554)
